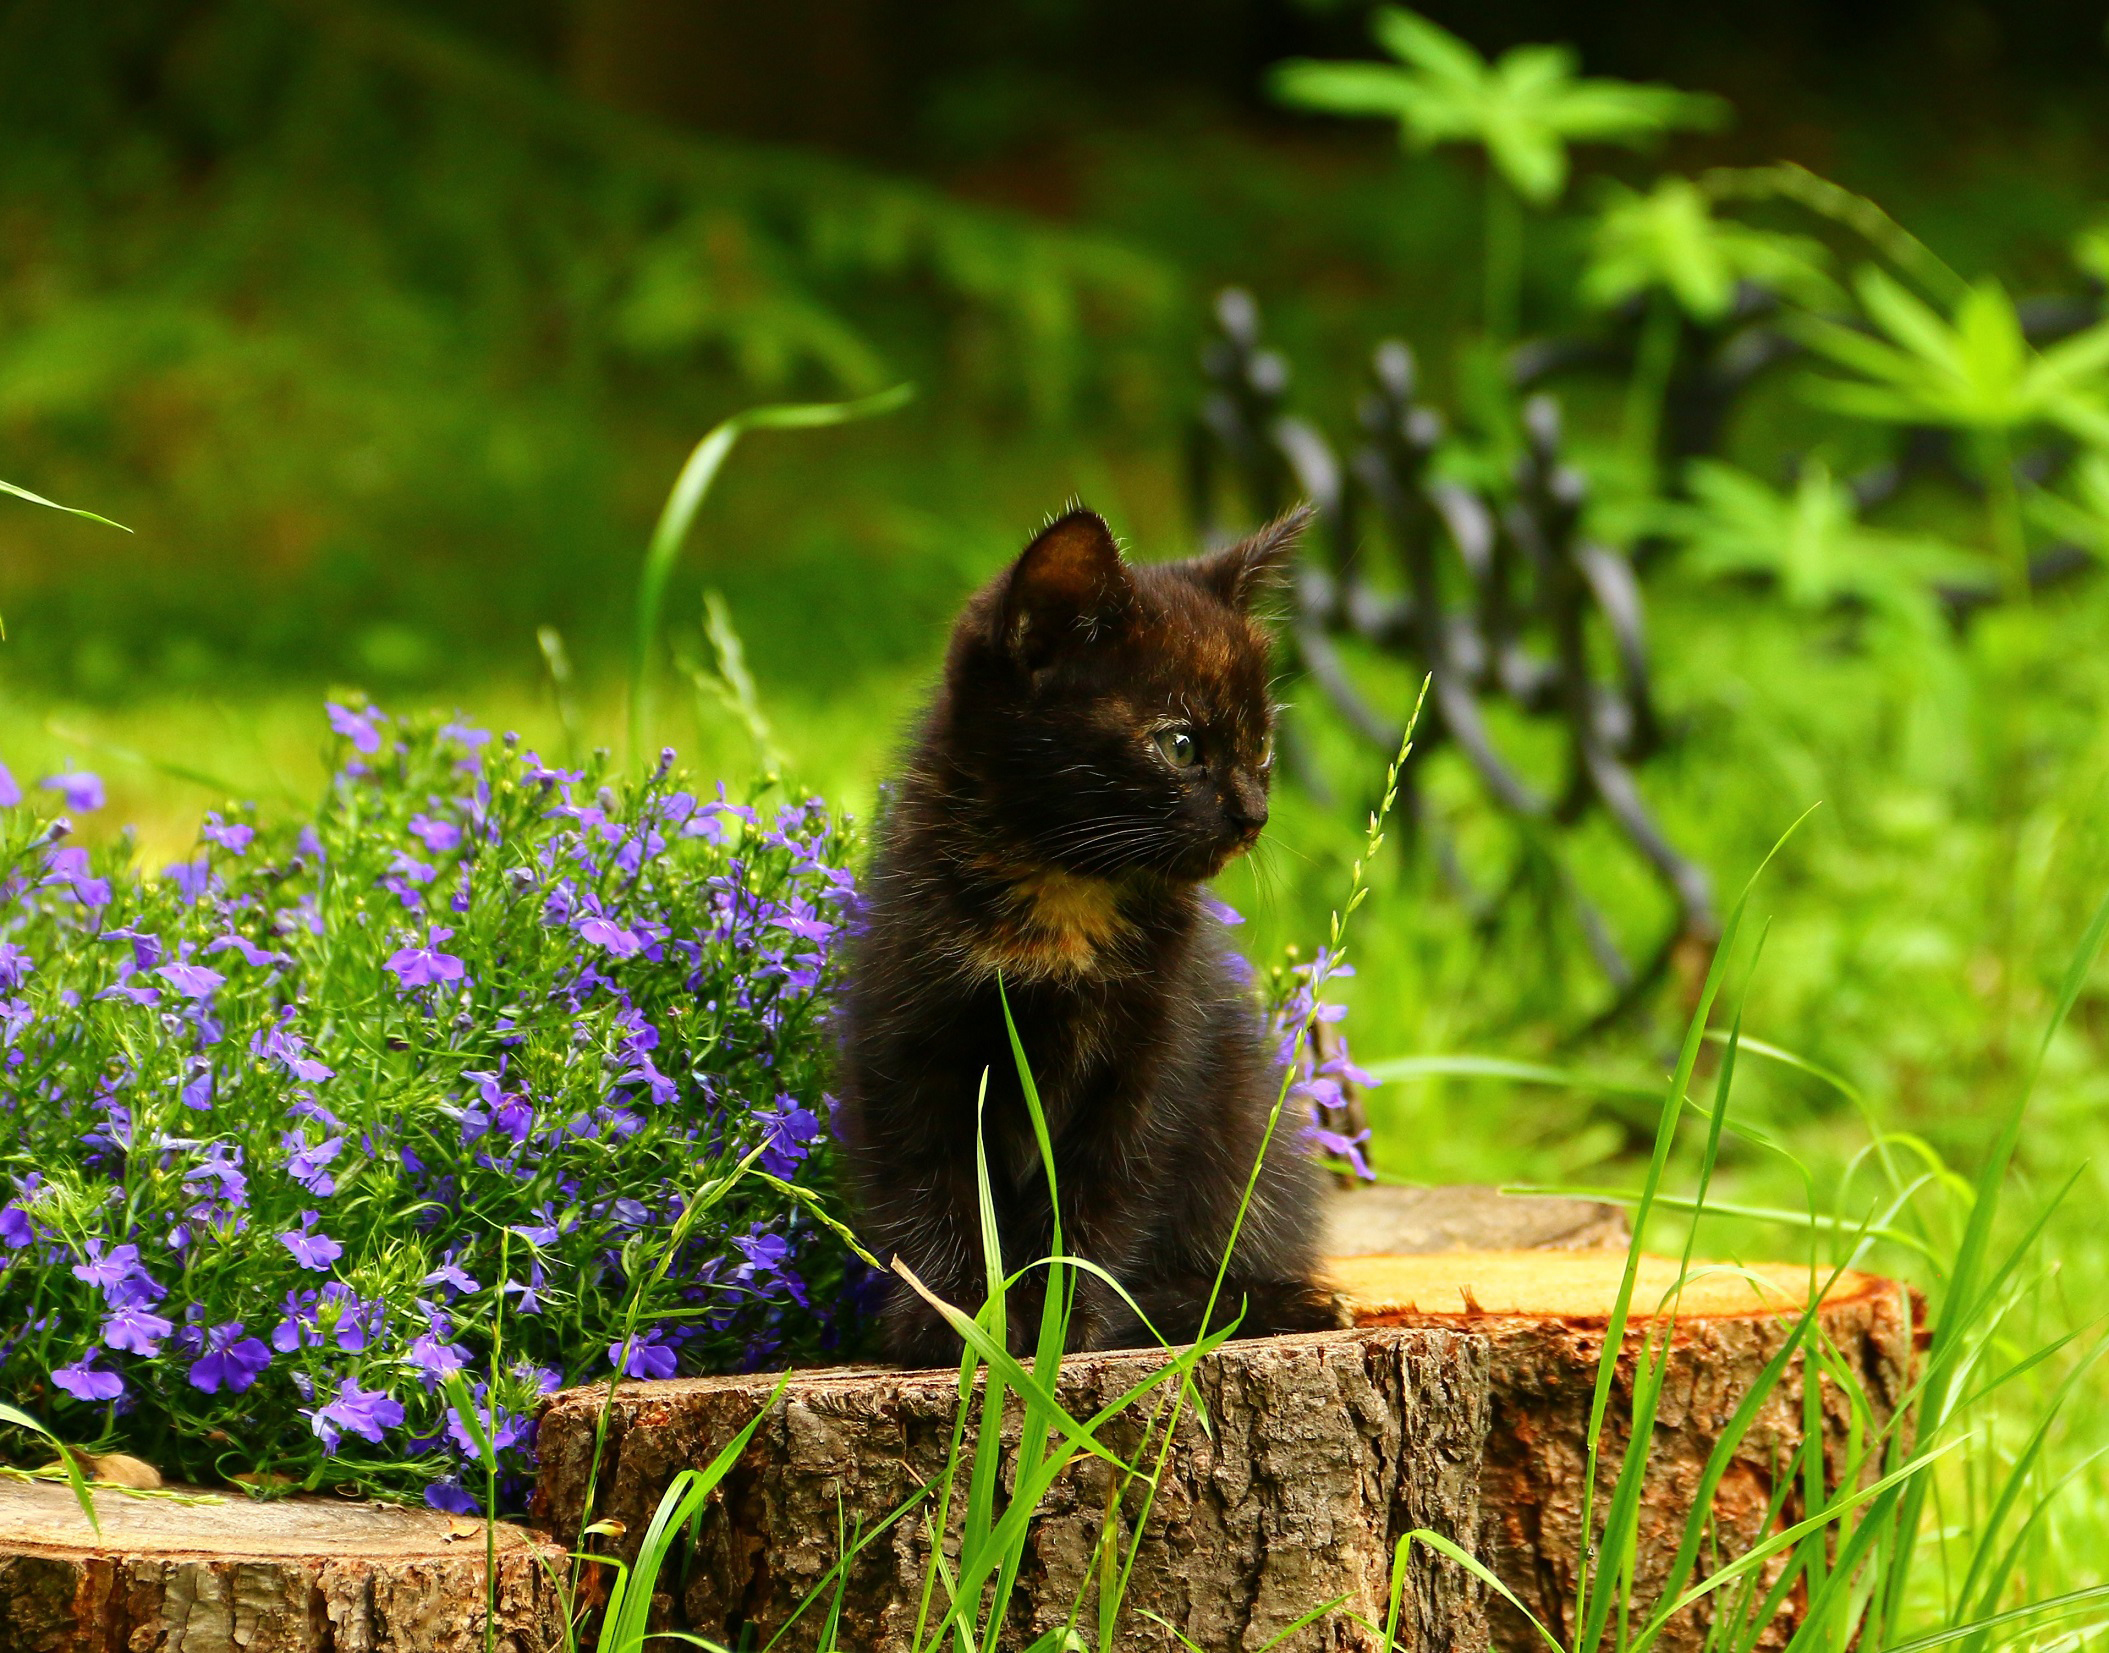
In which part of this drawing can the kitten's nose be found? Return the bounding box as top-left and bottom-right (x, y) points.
(1226, 776), (1269, 836)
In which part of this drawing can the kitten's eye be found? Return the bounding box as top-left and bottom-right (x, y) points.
(1154, 727), (1200, 770)
(1257, 732), (1274, 767)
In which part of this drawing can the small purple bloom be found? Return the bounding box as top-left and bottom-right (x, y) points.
(387, 928), (465, 990)
(326, 702), (384, 755)
(408, 1333), (471, 1380)
(426, 1480), (480, 1515)
(164, 859), (214, 902)
(156, 962), (226, 1000)
(576, 915), (643, 957)
(421, 1260), (479, 1297)
(52, 1353), (124, 1403)
(0, 943), (32, 992)
(307, 1378), (405, 1451)
(102, 1302), (175, 1355)
(187, 1323), (271, 1394)
(287, 1135), (344, 1197)
(280, 1213), (344, 1272)
(408, 814), (461, 854)
(40, 770), (104, 813)
(202, 814), (255, 855)
(609, 1329), (679, 1380)
(208, 933), (289, 969)
(0, 760), (18, 808)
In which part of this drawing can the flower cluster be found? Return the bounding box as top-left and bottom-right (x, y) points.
(0, 705), (861, 1509)
(1268, 945), (1376, 1181)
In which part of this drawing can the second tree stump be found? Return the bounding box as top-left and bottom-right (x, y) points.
(1339, 1250), (1918, 1651)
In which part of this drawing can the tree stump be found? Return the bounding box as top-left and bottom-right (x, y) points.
(1324, 1184), (1628, 1258)
(1338, 1250), (1919, 1653)
(0, 1476), (570, 1653)
(533, 1327), (1492, 1653)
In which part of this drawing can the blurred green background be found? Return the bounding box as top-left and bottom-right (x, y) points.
(6, 0), (2109, 1232)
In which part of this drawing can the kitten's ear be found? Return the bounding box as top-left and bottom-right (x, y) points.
(999, 508), (1135, 668)
(1182, 503), (1314, 611)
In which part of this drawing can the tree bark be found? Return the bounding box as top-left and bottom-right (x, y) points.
(533, 1327), (1493, 1653)
(0, 1477), (570, 1653)
(1338, 1251), (1919, 1653)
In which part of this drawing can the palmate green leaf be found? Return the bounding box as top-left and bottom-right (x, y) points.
(1586, 178), (1838, 322)
(1271, 7), (1725, 204)
(1369, 6), (1486, 89)
(1796, 264), (2109, 439)
(1266, 61), (1424, 122)
(1653, 458), (1984, 628)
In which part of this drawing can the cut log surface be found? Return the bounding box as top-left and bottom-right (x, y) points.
(533, 1327), (1492, 1653)
(1324, 1185), (1629, 1258)
(0, 1477), (569, 1653)
(1338, 1250), (1918, 1653)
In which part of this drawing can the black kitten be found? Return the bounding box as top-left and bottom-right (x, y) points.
(836, 504), (1339, 1366)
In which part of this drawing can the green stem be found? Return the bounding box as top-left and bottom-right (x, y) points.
(1621, 290), (1683, 496)
(1484, 171), (1524, 343)
(1983, 427), (2031, 607)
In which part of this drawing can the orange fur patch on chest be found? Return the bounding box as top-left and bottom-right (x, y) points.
(968, 861), (1129, 979)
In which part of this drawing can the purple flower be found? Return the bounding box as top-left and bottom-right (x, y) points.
(40, 770), (104, 813)
(576, 915), (643, 957)
(1202, 893), (1244, 927)
(609, 1329), (679, 1380)
(426, 1480), (480, 1515)
(202, 814), (255, 855)
(306, 1378), (405, 1452)
(208, 933), (289, 969)
(52, 1353), (124, 1403)
(491, 1092), (533, 1144)
(408, 814), (461, 854)
(421, 1260), (479, 1297)
(407, 1333), (471, 1381)
(163, 859), (214, 903)
(0, 1205), (32, 1248)
(286, 1135), (344, 1197)
(387, 929), (465, 990)
(156, 962), (226, 1000)
(0, 943), (32, 992)
(326, 702), (384, 754)
(755, 1095), (821, 1178)
(280, 1212), (344, 1272)
(187, 1323), (271, 1394)
(72, 1241), (146, 1295)
(102, 1302), (175, 1355)
(0, 760), (18, 808)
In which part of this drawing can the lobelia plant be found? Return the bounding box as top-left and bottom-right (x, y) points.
(0, 702), (865, 1512)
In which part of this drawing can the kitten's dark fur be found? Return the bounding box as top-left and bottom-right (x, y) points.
(836, 504), (1339, 1367)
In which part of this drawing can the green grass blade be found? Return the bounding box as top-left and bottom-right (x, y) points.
(0, 477), (131, 532)
(0, 1401), (97, 1534)
(1583, 985), (1753, 1653)
(599, 1371), (792, 1653)
(1388, 1530), (1566, 1653)
(1952, 1327), (2109, 1621)
(1881, 883), (2109, 1641)
(628, 384), (913, 762)
(890, 1261), (1138, 1475)
(1576, 812), (1813, 1645)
